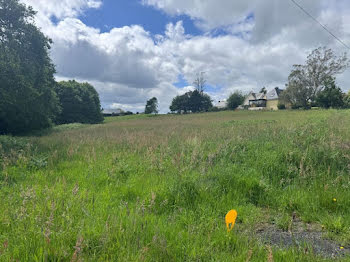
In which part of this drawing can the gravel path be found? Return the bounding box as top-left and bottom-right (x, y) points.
(254, 221), (350, 259)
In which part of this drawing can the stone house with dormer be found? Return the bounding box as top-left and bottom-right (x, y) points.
(243, 87), (285, 110)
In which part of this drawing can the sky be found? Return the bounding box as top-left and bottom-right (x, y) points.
(20, 0), (350, 113)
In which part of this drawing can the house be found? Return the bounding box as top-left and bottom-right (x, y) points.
(266, 87), (284, 110)
(216, 100), (227, 109)
(243, 87), (285, 110)
(243, 92), (267, 110)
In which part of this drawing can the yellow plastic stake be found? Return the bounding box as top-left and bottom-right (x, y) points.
(225, 210), (238, 232)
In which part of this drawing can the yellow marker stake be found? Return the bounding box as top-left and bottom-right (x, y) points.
(225, 210), (238, 232)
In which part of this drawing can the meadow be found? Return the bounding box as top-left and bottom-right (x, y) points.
(0, 110), (350, 261)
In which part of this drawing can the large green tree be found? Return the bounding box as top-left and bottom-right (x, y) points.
(55, 81), (104, 124)
(227, 91), (245, 110)
(0, 0), (60, 134)
(145, 97), (158, 114)
(169, 93), (191, 113)
(283, 47), (348, 108)
(316, 78), (345, 109)
(170, 90), (212, 113)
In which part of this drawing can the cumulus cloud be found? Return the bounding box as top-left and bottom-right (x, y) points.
(19, 0), (350, 112)
(22, 0), (102, 19)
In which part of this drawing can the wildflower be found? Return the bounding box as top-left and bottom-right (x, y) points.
(340, 246), (344, 250)
(333, 198), (337, 202)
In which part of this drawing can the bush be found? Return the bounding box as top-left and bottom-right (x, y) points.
(316, 79), (344, 109)
(0, 136), (28, 155)
(208, 107), (221, 112)
(227, 92), (245, 110)
(277, 103), (286, 110)
(55, 80), (104, 124)
(170, 90), (213, 113)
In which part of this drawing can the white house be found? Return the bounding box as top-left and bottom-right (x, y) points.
(216, 100), (227, 109)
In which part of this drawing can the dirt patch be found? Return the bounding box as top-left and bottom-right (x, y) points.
(254, 220), (350, 259)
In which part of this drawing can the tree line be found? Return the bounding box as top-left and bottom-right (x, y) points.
(0, 0), (103, 135)
(3, 1), (350, 134)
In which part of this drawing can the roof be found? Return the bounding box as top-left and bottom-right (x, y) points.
(266, 87), (284, 101)
(255, 93), (266, 100)
(246, 92), (266, 101)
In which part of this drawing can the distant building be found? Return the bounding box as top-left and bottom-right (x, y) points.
(242, 87), (286, 110)
(216, 100), (227, 109)
(102, 108), (123, 116)
(243, 92), (266, 110)
(266, 87), (285, 110)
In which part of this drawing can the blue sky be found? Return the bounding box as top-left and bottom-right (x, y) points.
(79, 0), (201, 36)
(78, 0), (239, 94)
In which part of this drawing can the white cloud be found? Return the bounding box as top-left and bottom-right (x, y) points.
(20, 0), (350, 112)
(22, 0), (102, 19)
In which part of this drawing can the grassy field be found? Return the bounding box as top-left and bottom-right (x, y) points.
(0, 110), (350, 261)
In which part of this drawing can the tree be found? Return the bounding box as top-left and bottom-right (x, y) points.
(289, 47), (348, 100)
(170, 91), (212, 113)
(282, 47), (348, 109)
(145, 97), (158, 114)
(170, 93), (191, 114)
(193, 72), (206, 93)
(0, 0), (60, 134)
(227, 91), (245, 110)
(344, 91), (350, 109)
(55, 80), (104, 124)
(316, 78), (344, 109)
(189, 90), (212, 112)
(280, 82), (312, 109)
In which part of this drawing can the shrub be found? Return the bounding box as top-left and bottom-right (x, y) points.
(277, 103), (286, 110)
(55, 80), (104, 124)
(227, 92), (245, 110)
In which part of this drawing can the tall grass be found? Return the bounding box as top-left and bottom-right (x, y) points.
(0, 110), (349, 261)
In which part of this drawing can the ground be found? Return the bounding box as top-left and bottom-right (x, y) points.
(0, 110), (350, 261)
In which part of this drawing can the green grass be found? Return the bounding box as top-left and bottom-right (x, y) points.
(0, 110), (350, 261)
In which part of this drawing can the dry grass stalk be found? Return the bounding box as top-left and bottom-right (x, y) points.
(245, 249), (253, 262)
(71, 236), (84, 262)
(266, 245), (274, 262)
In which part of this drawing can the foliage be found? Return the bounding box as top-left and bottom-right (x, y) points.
(316, 78), (345, 109)
(189, 90), (212, 112)
(277, 103), (286, 110)
(0, 135), (28, 155)
(280, 82), (311, 109)
(170, 90), (213, 113)
(145, 97), (158, 114)
(344, 91), (350, 109)
(1, 110), (350, 260)
(55, 80), (104, 124)
(0, 0), (60, 135)
(170, 92), (191, 113)
(283, 47), (348, 108)
(227, 91), (245, 110)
